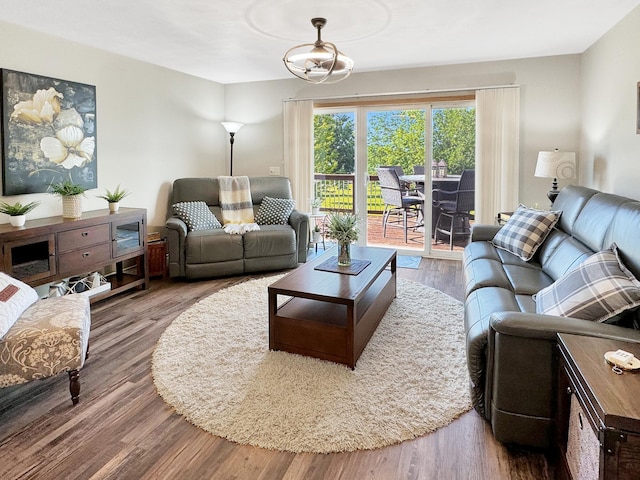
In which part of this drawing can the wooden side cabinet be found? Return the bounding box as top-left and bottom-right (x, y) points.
(557, 334), (640, 480)
(0, 208), (148, 302)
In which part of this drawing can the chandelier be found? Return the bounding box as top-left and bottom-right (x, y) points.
(283, 18), (354, 84)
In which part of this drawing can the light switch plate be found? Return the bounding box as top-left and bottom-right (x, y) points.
(269, 166), (281, 176)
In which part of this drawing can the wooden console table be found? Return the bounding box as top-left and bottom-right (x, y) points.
(0, 208), (148, 302)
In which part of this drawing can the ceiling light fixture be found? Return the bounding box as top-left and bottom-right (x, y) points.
(283, 17), (354, 85)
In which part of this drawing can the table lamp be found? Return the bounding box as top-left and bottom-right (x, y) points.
(534, 149), (576, 204)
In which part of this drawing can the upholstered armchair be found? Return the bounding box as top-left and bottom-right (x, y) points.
(0, 274), (91, 405)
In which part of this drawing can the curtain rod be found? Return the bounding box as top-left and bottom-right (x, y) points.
(284, 83), (520, 102)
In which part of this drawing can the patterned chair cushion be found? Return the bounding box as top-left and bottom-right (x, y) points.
(255, 196), (295, 225)
(0, 272), (39, 339)
(491, 204), (561, 261)
(535, 244), (640, 323)
(172, 201), (222, 231)
(0, 294), (91, 388)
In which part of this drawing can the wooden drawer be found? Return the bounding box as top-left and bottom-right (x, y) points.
(57, 224), (110, 252)
(58, 243), (111, 275)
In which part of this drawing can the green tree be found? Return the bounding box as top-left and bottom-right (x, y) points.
(366, 110), (425, 174)
(432, 107), (476, 175)
(313, 113), (355, 174)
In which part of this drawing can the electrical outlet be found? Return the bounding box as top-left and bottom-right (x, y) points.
(269, 166), (281, 176)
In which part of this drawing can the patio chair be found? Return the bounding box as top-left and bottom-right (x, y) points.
(377, 167), (424, 243)
(380, 165), (415, 194)
(432, 169), (475, 250)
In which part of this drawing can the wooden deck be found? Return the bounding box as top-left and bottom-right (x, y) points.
(312, 212), (469, 253)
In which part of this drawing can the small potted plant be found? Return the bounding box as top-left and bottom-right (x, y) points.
(312, 224), (322, 243)
(311, 197), (322, 215)
(326, 212), (359, 266)
(0, 200), (40, 227)
(97, 185), (130, 213)
(50, 180), (87, 219)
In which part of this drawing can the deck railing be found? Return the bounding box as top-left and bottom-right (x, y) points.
(313, 174), (385, 213)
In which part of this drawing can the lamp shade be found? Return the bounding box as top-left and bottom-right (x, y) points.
(221, 122), (244, 134)
(534, 150), (576, 180)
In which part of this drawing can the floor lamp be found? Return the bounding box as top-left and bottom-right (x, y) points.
(221, 122), (244, 176)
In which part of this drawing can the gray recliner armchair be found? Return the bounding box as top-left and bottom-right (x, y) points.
(166, 176), (308, 280)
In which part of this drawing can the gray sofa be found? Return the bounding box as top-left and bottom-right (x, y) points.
(463, 185), (640, 449)
(166, 177), (308, 279)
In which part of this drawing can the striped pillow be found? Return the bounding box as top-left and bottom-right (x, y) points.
(535, 244), (640, 323)
(491, 204), (561, 261)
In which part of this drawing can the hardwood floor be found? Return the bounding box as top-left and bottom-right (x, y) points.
(0, 258), (554, 480)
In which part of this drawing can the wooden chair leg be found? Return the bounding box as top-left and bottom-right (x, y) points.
(68, 369), (80, 405)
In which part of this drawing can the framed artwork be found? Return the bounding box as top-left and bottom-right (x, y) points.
(1, 69), (97, 195)
(637, 81), (640, 134)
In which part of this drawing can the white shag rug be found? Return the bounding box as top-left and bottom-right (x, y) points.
(152, 275), (471, 454)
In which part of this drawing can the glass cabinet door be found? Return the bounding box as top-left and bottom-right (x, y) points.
(112, 217), (144, 258)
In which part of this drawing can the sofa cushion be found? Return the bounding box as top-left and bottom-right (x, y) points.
(244, 226), (296, 258)
(254, 197), (295, 225)
(491, 205), (561, 261)
(172, 201), (222, 231)
(535, 244), (640, 322)
(1, 294), (90, 386)
(185, 230), (243, 264)
(0, 272), (39, 339)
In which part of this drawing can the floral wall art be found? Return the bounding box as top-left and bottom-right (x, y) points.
(1, 69), (97, 195)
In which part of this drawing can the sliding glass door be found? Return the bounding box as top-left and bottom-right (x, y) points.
(313, 100), (475, 257)
(364, 106), (426, 252)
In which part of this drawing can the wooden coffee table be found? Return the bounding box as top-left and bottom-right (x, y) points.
(268, 245), (396, 369)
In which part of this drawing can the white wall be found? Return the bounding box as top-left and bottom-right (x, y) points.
(581, 5), (640, 199)
(0, 21), (226, 229)
(225, 55), (582, 209)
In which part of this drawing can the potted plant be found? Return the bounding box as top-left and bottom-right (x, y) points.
(97, 185), (130, 213)
(50, 180), (87, 219)
(312, 224), (322, 243)
(0, 200), (40, 227)
(326, 212), (359, 266)
(311, 197), (322, 215)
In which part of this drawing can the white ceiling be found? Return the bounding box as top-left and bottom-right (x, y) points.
(0, 0), (638, 84)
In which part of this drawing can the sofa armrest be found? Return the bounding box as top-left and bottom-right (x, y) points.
(490, 311), (640, 342)
(288, 210), (309, 263)
(166, 216), (188, 277)
(470, 224), (501, 242)
(486, 311), (640, 447)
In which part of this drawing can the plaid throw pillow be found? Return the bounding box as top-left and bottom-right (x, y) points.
(535, 244), (640, 322)
(172, 201), (222, 231)
(255, 197), (295, 225)
(491, 204), (561, 261)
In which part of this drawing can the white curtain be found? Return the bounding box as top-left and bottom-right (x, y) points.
(283, 100), (314, 211)
(475, 87), (520, 224)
